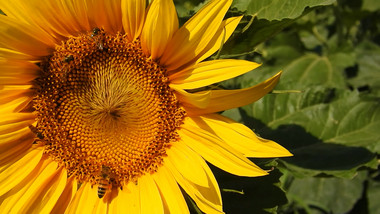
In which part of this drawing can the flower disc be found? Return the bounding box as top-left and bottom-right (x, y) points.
(0, 1), (293, 212)
(33, 29), (186, 186)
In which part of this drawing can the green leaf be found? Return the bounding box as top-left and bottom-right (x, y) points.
(174, 0), (204, 19)
(348, 40), (380, 96)
(223, 36), (350, 89)
(184, 194), (203, 214)
(231, 87), (379, 177)
(280, 143), (377, 178)
(220, 18), (297, 57)
(367, 179), (380, 214)
(281, 53), (346, 88)
(251, 87), (380, 150)
(286, 171), (367, 214)
(362, 0), (380, 12)
(232, 0), (336, 20)
(326, 36), (357, 72)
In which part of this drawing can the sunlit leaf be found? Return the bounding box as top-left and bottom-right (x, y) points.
(255, 88), (380, 149)
(221, 18), (297, 56)
(362, 0), (380, 12)
(281, 53), (346, 88)
(232, 0), (336, 20)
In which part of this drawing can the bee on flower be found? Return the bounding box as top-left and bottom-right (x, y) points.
(0, 0), (291, 213)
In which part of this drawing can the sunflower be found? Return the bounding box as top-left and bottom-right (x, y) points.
(0, 0), (291, 213)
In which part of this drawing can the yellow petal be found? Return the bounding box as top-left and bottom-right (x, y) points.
(181, 117), (268, 177)
(0, 16), (55, 56)
(139, 174), (164, 214)
(171, 84), (210, 108)
(0, 0), (32, 25)
(1, 0), (56, 40)
(86, 0), (123, 34)
(160, 0), (233, 71)
(0, 138), (37, 168)
(11, 161), (59, 212)
(185, 71), (282, 116)
(170, 59), (261, 89)
(0, 95), (32, 114)
(0, 0), (91, 38)
(196, 16), (243, 64)
(0, 127), (34, 164)
(0, 113), (36, 131)
(51, 176), (78, 214)
(0, 138), (33, 166)
(0, 113), (35, 135)
(141, 0), (178, 59)
(0, 85), (32, 106)
(166, 142), (209, 187)
(58, 0), (91, 33)
(33, 166), (68, 213)
(166, 147), (223, 214)
(0, 148), (43, 196)
(0, 48), (34, 60)
(93, 198), (107, 214)
(66, 182), (98, 214)
(108, 198), (117, 214)
(201, 114), (292, 158)
(0, 76), (35, 85)
(115, 182), (141, 213)
(0, 59), (39, 85)
(0, 159), (65, 213)
(152, 166), (189, 213)
(121, 0), (146, 41)
(0, 156), (46, 213)
(34, 0), (88, 37)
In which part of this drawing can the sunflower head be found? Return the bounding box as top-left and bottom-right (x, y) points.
(0, 0), (291, 213)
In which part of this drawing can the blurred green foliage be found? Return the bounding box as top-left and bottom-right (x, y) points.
(175, 0), (380, 213)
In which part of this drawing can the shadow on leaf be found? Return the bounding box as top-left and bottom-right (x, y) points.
(239, 108), (376, 178)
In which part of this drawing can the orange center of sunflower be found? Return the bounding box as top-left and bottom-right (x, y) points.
(33, 28), (185, 187)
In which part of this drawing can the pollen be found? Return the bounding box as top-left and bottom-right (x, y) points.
(32, 28), (186, 187)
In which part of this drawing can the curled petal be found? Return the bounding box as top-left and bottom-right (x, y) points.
(170, 59), (261, 90)
(185, 71), (282, 116)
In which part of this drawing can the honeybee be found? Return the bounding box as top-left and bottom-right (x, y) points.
(63, 55), (74, 63)
(49, 54), (74, 77)
(59, 55), (74, 79)
(28, 124), (44, 140)
(97, 165), (115, 198)
(91, 27), (104, 50)
(91, 27), (100, 37)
